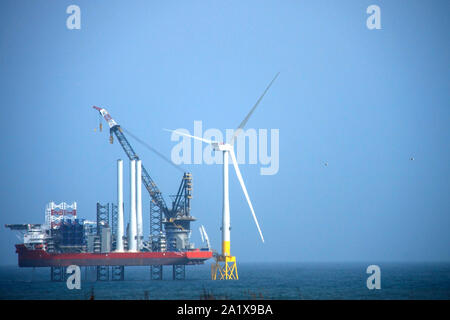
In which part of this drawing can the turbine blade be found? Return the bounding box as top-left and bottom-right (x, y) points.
(202, 225), (208, 240)
(199, 226), (205, 243)
(230, 72), (280, 145)
(202, 225), (211, 249)
(229, 149), (265, 243)
(164, 129), (213, 144)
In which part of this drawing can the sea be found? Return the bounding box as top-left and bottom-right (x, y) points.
(0, 262), (449, 300)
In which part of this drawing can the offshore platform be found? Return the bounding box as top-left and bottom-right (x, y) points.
(6, 107), (213, 281)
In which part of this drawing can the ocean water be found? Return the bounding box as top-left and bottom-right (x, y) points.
(0, 262), (449, 300)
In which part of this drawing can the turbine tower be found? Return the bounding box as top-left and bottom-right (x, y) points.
(166, 73), (279, 280)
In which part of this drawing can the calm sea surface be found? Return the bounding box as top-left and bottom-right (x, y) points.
(0, 262), (449, 300)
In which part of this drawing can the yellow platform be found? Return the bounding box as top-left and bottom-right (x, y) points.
(211, 255), (238, 280)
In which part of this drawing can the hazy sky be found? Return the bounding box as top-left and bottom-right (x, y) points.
(0, 0), (449, 265)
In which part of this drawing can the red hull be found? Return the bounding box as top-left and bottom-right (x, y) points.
(15, 244), (213, 267)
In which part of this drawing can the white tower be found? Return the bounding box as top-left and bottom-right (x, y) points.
(136, 160), (143, 250)
(222, 148), (231, 256)
(116, 160), (125, 252)
(128, 160), (137, 251)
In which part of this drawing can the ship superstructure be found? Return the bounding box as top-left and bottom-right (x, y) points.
(6, 106), (213, 281)
(6, 200), (212, 281)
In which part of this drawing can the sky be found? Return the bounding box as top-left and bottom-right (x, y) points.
(0, 0), (449, 265)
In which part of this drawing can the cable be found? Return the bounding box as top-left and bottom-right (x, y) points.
(121, 127), (185, 173)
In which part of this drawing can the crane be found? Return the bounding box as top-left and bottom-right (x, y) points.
(93, 106), (195, 251)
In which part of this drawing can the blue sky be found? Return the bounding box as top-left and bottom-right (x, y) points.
(0, 0), (449, 264)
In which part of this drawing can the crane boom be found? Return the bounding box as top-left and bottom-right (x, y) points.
(93, 106), (171, 217)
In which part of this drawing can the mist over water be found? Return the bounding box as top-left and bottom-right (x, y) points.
(1, 262), (449, 300)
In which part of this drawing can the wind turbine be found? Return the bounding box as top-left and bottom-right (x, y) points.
(166, 73), (279, 280)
